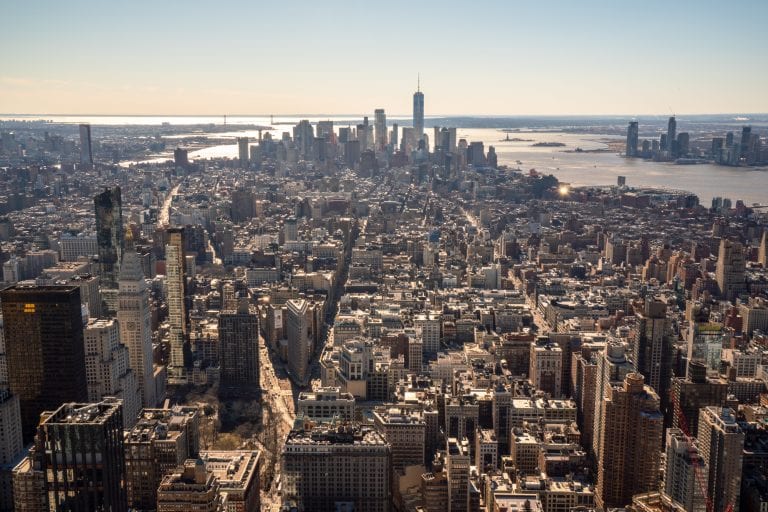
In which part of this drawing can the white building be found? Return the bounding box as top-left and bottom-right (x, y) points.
(119, 242), (159, 408)
(83, 319), (140, 428)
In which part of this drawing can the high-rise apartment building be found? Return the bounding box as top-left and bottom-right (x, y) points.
(285, 299), (311, 386)
(118, 232), (158, 408)
(572, 350), (598, 454)
(413, 84), (425, 144)
(716, 239), (746, 302)
(83, 318), (140, 429)
(218, 298), (260, 396)
(633, 297), (673, 413)
(697, 407), (744, 512)
(94, 186), (124, 288)
(166, 227), (188, 375)
(626, 121), (639, 157)
(79, 123), (93, 165)
(36, 400), (127, 512)
(663, 428), (707, 512)
(0, 284), (88, 442)
(595, 373), (663, 510)
(591, 342), (634, 461)
(281, 423), (391, 512)
(758, 231), (767, 267)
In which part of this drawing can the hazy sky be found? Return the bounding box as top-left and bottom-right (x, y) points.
(2, 0), (767, 116)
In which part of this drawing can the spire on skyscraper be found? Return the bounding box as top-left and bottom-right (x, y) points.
(119, 225), (144, 282)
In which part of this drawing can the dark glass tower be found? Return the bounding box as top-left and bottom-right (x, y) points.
(1, 285), (88, 442)
(94, 186), (124, 288)
(218, 298), (260, 397)
(667, 116), (676, 151)
(35, 400), (127, 511)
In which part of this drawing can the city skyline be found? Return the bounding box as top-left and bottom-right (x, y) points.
(1, 2), (767, 511)
(2, 0), (768, 116)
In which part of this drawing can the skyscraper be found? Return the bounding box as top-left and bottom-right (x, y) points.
(83, 318), (140, 428)
(670, 361), (727, 437)
(632, 297), (673, 416)
(166, 228), (188, 376)
(759, 231), (767, 267)
(595, 373), (663, 510)
(667, 116), (677, 151)
(35, 400), (127, 512)
(697, 407), (744, 512)
(237, 137), (249, 167)
(413, 80), (424, 144)
(285, 299), (310, 386)
(591, 342), (634, 461)
(118, 230), (158, 408)
(740, 125), (752, 156)
(94, 186), (124, 288)
(716, 238), (746, 302)
(391, 123), (399, 151)
(218, 298), (260, 396)
(663, 428), (707, 512)
(79, 123), (93, 166)
(374, 108), (387, 150)
(626, 121), (639, 157)
(293, 120), (314, 159)
(1, 284), (88, 442)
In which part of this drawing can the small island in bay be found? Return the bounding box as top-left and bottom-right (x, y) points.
(531, 141), (566, 147)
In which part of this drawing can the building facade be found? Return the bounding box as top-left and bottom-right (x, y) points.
(281, 423), (391, 512)
(0, 285), (88, 442)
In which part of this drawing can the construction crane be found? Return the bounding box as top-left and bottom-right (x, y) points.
(669, 391), (735, 512)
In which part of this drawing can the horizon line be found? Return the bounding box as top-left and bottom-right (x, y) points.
(2, 112), (767, 119)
